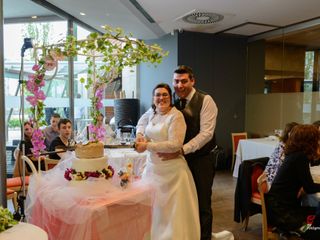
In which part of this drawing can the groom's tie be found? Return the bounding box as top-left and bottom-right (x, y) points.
(177, 98), (187, 110)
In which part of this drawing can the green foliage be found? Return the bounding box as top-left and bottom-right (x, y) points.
(28, 24), (168, 129)
(8, 119), (20, 128)
(0, 207), (18, 232)
(62, 25), (168, 126)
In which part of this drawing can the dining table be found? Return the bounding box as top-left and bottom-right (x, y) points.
(25, 149), (153, 240)
(233, 137), (279, 178)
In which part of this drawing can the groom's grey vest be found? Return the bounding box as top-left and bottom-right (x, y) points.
(175, 90), (216, 158)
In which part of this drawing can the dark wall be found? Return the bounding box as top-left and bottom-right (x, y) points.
(139, 31), (248, 160)
(178, 31), (247, 157)
(247, 40), (265, 94)
(139, 33), (178, 114)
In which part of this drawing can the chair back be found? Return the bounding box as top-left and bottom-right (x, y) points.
(231, 132), (248, 154)
(243, 162), (265, 230)
(251, 164), (264, 204)
(257, 173), (272, 240)
(13, 152), (31, 177)
(231, 132), (248, 170)
(6, 189), (18, 212)
(21, 155), (38, 175)
(45, 158), (58, 171)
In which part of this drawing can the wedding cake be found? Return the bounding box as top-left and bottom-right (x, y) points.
(73, 141), (106, 172)
(64, 142), (114, 181)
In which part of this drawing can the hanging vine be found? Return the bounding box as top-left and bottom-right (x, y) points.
(26, 24), (168, 157)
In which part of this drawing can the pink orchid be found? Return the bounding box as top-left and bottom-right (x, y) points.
(88, 124), (106, 142)
(26, 80), (37, 92)
(28, 74), (35, 80)
(26, 96), (38, 107)
(32, 64), (40, 71)
(31, 129), (46, 158)
(95, 101), (103, 110)
(34, 90), (46, 101)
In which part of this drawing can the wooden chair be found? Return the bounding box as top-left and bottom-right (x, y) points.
(45, 158), (59, 171)
(6, 189), (18, 212)
(21, 155), (38, 175)
(12, 151), (32, 177)
(231, 132), (247, 171)
(243, 163), (264, 230)
(257, 173), (279, 240)
(6, 176), (30, 192)
(7, 155), (43, 193)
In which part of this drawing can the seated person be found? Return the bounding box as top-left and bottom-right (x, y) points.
(49, 118), (73, 160)
(43, 113), (60, 149)
(264, 122), (298, 188)
(77, 113), (114, 143)
(13, 121), (45, 176)
(266, 124), (320, 237)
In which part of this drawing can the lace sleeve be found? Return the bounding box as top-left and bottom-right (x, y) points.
(136, 108), (153, 135)
(147, 110), (186, 153)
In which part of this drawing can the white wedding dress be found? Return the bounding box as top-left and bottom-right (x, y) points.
(141, 107), (200, 240)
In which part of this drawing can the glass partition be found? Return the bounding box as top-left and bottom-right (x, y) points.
(4, 21), (68, 144)
(246, 24), (320, 136)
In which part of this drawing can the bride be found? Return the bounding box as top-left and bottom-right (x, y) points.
(135, 83), (200, 240)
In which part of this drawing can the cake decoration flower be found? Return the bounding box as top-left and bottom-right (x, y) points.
(118, 162), (133, 188)
(118, 170), (130, 188)
(64, 165), (114, 181)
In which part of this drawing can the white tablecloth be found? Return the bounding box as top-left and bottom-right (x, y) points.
(0, 222), (48, 240)
(105, 148), (147, 177)
(232, 138), (279, 177)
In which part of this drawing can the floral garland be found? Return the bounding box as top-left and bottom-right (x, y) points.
(88, 83), (106, 142)
(64, 165), (114, 181)
(26, 49), (64, 158)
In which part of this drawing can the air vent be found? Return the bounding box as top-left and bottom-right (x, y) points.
(183, 12), (224, 25)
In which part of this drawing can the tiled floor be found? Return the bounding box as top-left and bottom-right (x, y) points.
(212, 171), (263, 240)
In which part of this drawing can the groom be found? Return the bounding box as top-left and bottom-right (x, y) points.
(158, 65), (218, 240)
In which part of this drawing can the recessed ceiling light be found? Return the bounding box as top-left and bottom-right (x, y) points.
(183, 12), (224, 24)
(31, 16), (37, 19)
(80, 12), (86, 16)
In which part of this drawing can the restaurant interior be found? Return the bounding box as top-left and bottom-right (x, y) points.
(1, 0), (320, 239)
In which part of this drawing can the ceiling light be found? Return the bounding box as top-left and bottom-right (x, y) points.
(31, 16), (37, 19)
(80, 12), (86, 16)
(182, 12), (223, 24)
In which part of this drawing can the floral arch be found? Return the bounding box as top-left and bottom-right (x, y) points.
(26, 25), (168, 158)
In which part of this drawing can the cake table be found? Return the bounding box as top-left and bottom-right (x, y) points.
(25, 152), (153, 240)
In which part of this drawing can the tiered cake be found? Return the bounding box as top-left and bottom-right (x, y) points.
(72, 141), (107, 172)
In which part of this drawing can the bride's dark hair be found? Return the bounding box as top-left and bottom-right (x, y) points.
(151, 83), (173, 113)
